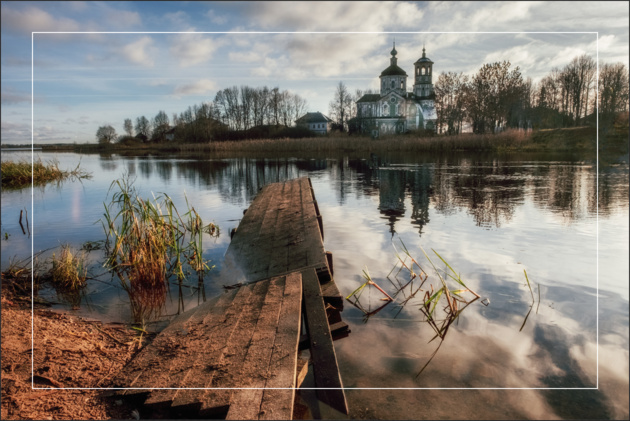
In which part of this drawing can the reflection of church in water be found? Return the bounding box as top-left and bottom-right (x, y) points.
(373, 157), (433, 236)
(356, 43), (438, 135)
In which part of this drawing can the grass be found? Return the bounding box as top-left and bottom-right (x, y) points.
(48, 245), (88, 309)
(1, 158), (91, 188)
(49, 245), (88, 291)
(101, 176), (218, 323)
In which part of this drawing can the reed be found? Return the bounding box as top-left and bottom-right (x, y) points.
(49, 244), (88, 290)
(101, 177), (219, 323)
(1, 158), (91, 188)
(48, 245), (88, 309)
(171, 129), (533, 154)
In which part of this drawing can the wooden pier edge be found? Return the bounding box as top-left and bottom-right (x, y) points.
(108, 177), (350, 419)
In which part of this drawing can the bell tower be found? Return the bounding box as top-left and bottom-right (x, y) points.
(413, 46), (434, 98)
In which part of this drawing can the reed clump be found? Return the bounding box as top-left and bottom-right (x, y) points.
(102, 177), (218, 323)
(1, 158), (91, 188)
(49, 244), (88, 291)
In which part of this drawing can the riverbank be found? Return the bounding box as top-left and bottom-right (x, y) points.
(0, 270), (146, 420)
(6, 126), (622, 156)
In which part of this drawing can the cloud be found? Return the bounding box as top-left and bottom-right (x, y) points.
(169, 33), (221, 67)
(164, 10), (189, 27)
(206, 9), (227, 25)
(1, 121), (32, 143)
(173, 79), (217, 96)
(0, 5), (81, 35)
(245, 1), (424, 32)
(121, 36), (156, 67)
(1, 88), (31, 105)
(101, 7), (141, 29)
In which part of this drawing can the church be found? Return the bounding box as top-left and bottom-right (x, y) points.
(355, 43), (437, 135)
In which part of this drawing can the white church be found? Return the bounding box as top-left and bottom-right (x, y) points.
(355, 43), (437, 135)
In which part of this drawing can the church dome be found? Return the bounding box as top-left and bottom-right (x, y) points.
(380, 64), (407, 77)
(381, 42), (407, 77)
(414, 46), (433, 65)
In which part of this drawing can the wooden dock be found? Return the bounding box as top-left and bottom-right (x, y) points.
(110, 177), (349, 419)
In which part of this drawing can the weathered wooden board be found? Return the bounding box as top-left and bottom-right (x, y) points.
(225, 177), (331, 284)
(301, 268), (349, 415)
(226, 271), (303, 420)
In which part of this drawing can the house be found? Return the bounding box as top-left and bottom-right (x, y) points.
(355, 43), (438, 136)
(165, 127), (176, 141)
(295, 112), (333, 135)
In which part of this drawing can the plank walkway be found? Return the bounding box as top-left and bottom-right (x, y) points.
(110, 177), (349, 419)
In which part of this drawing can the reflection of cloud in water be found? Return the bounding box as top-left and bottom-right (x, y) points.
(334, 281), (628, 418)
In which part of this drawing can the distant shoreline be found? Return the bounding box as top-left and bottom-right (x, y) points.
(1, 126), (626, 156)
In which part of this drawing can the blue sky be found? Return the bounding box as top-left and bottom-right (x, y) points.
(1, 1), (628, 144)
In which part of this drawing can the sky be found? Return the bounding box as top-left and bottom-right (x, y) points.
(1, 1), (628, 145)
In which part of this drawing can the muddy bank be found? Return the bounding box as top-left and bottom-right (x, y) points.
(1, 276), (150, 420)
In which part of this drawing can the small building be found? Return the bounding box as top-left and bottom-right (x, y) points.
(295, 112), (333, 135)
(165, 127), (176, 141)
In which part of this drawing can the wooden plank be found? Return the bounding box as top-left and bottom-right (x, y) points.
(224, 275), (286, 420)
(170, 280), (270, 414)
(301, 268), (348, 415)
(111, 289), (238, 394)
(257, 271), (303, 420)
(143, 285), (253, 408)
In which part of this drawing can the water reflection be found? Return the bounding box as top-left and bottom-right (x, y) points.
(86, 153), (629, 233)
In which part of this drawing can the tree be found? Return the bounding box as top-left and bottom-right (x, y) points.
(96, 125), (117, 144)
(151, 110), (170, 141)
(464, 61), (524, 133)
(123, 118), (134, 136)
(599, 62), (629, 116)
(328, 81), (352, 132)
(135, 116), (151, 141)
(434, 71), (469, 134)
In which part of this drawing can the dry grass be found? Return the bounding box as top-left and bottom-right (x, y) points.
(172, 129), (533, 154)
(1, 158), (91, 188)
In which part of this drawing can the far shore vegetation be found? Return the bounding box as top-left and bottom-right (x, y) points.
(6, 120), (627, 157)
(0, 158), (92, 188)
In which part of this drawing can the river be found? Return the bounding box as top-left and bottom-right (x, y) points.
(1, 150), (628, 419)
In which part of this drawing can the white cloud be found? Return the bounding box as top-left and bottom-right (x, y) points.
(206, 9), (227, 25)
(245, 1), (424, 32)
(0, 5), (81, 34)
(164, 11), (189, 27)
(121, 36), (156, 67)
(173, 79), (217, 96)
(169, 33), (221, 67)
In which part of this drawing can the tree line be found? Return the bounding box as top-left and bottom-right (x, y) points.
(97, 85), (309, 144)
(434, 55), (629, 134)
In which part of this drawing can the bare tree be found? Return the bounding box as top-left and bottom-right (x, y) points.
(123, 118), (134, 136)
(96, 125), (117, 144)
(135, 116), (152, 141)
(599, 62), (629, 116)
(329, 81), (352, 131)
(152, 110), (170, 141)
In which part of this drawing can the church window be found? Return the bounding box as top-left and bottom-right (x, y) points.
(421, 67), (425, 75)
(391, 80), (395, 88)
(400, 80), (404, 89)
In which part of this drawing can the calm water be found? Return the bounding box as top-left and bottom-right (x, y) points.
(1, 150), (628, 419)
